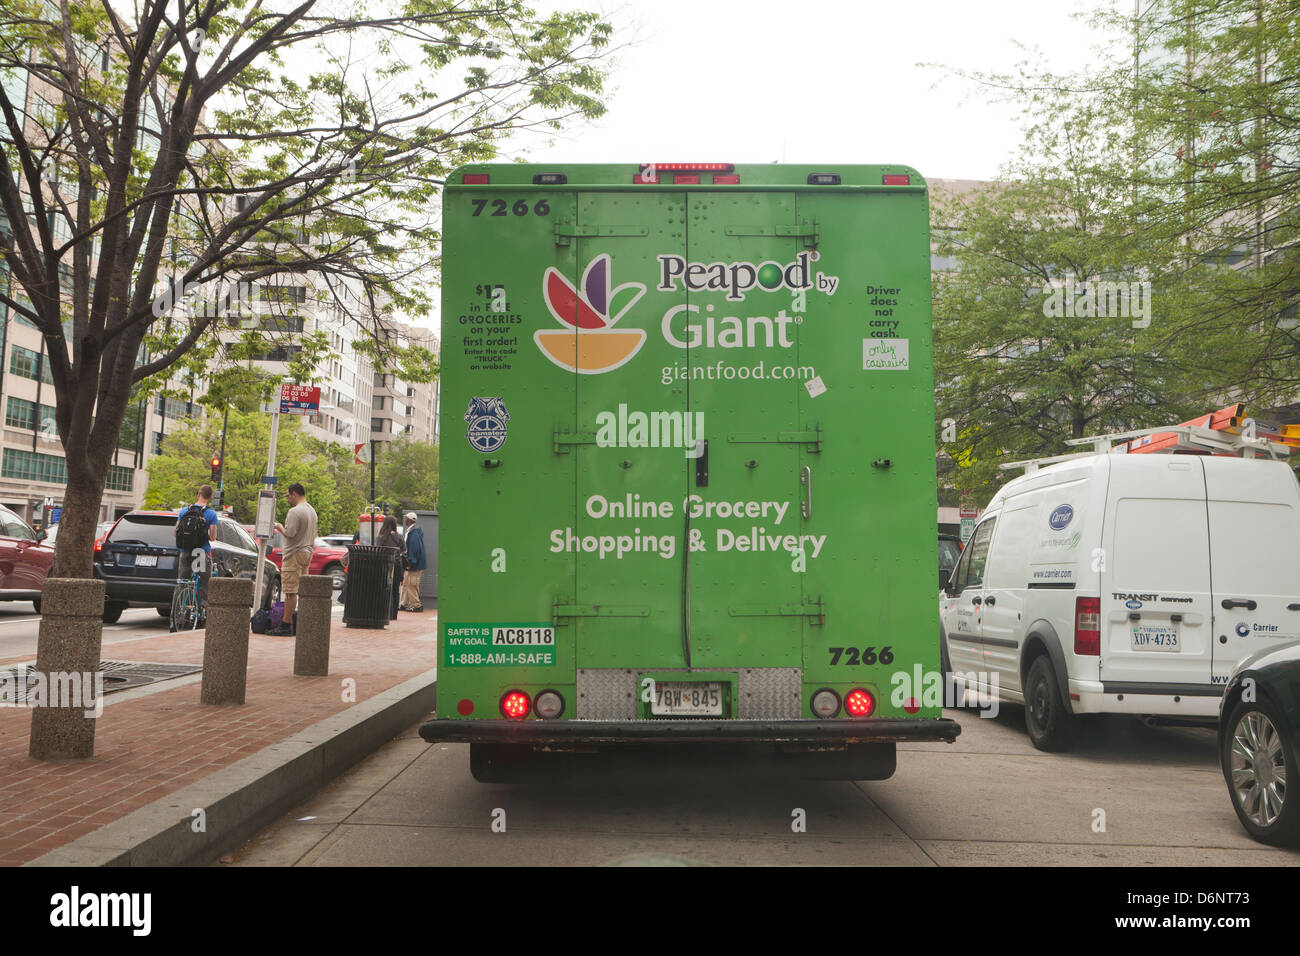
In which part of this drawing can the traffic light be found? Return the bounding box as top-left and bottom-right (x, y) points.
(210, 456), (222, 482)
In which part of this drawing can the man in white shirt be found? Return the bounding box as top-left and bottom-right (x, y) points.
(269, 482), (317, 636)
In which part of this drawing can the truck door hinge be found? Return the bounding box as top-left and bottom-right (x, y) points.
(724, 220), (819, 248)
(553, 222), (650, 246)
(553, 429), (597, 454)
(727, 426), (823, 453)
(729, 601), (825, 625)
(552, 604), (651, 626)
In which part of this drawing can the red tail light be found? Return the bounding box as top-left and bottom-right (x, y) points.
(500, 690), (530, 720)
(93, 533), (108, 553)
(882, 174), (911, 185)
(844, 688), (875, 717)
(1074, 597), (1101, 655)
(712, 174), (740, 184)
(462, 173), (489, 184)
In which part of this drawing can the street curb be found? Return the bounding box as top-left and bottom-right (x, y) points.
(23, 669), (438, 867)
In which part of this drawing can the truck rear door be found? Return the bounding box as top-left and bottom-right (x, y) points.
(1099, 457), (1215, 688)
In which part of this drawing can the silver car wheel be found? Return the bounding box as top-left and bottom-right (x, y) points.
(1230, 709), (1287, 828)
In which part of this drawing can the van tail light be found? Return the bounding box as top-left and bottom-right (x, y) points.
(1074, 597), (1101, 655)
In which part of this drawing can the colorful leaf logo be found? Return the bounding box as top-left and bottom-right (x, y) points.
(536, 255), (647, 374)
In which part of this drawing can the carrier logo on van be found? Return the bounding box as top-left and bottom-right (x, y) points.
(1048, 505), (1074, 530)
(537, 254), (648, 373)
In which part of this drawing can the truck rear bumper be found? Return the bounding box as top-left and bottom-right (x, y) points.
(419, 717), (961, 745)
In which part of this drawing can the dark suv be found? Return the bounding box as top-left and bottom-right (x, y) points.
(93, 510), (281, 623)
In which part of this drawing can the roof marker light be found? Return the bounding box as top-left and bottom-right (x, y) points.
(673, 174), (700, 185)
(648, 162), (734, 173)
(533, 173), (567, 185)
(462, 173), (490, 185)
(882, 174), (911, 185)
(713, 174), (741, 184)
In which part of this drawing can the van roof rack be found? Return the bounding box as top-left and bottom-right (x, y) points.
(999, 404), (1293, 473)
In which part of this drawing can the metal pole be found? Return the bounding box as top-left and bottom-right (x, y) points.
(253, 396), (282, 611)
(217, 404), (229, 508)
(369, 438), (376, 511)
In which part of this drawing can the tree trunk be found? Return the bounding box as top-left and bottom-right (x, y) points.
(51, 461), (109, 579)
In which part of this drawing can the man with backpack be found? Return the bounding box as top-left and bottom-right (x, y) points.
(176, 484), (220, 608)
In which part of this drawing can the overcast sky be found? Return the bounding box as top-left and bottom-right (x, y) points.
(518, 0), (1121, 181)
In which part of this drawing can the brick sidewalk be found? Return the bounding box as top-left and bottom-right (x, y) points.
(0, 610), (437, 867)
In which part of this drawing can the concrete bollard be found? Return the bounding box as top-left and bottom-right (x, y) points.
(201, 576), (253, 706)
(29, 578), (107, 761)
(294, 574), (333, 676)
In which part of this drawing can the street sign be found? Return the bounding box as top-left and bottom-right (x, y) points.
(50, 507), (62, 524)
(279, 384), (321, 415)
(354, 442), (372, 465)
(959, 516), (975, 543)
(261, 475), (277, 485)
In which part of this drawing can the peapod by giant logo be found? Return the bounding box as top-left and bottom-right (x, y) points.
(657, 251), (817, 301)
(535, 252), (838, 375)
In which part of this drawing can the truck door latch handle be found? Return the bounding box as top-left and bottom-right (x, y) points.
(971, 596), (982, 605)
(800, 465), (812, 519)
(1221, 598), (1258, 610)
(694, 439), (708, 487)
(983, 596), (996, 606)
(1287, 603), (1300, 611)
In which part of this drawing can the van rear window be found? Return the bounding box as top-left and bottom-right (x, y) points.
(108, 514), (178, 548)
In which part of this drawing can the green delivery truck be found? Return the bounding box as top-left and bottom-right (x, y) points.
(420, 162), (961, 781)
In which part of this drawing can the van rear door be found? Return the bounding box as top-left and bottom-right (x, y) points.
(1204, 458), (1300, 684)
(1099, 457), (1214, 689)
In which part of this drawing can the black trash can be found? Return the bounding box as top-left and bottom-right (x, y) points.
(343, 545), (397, 628)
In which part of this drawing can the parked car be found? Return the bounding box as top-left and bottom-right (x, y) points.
(940, 452), (1300, 751)
(321, 533), (356, 549)
(94, 510), (280, 623)
(245, 528), (349, 589)
(0, 504), (55, 612)
(1219, 641), (1300, 846)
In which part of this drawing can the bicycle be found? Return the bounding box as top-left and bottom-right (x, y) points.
(170, 550), (220, 632)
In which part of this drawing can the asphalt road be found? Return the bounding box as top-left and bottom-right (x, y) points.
(227, 702), (1300, 867)
(0, 604), (171, 661)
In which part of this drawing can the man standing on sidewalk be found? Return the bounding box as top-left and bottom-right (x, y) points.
(269, 482), (317, 636)
(399, 512), (427, 612)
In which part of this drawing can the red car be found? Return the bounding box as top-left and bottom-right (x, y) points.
(0, 504), (55, 612)
(243, 528), (349, 589)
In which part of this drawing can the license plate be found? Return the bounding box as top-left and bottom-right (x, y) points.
(136, 554), (158, 567)
(649, 681), (723, 716)
(1132, 623), (1179, 651)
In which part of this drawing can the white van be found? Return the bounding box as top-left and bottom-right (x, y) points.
(939, 453), (1300, 750)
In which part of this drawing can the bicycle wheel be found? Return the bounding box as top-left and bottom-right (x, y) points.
(170, 580), (199, 632)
